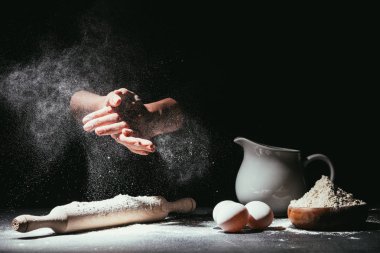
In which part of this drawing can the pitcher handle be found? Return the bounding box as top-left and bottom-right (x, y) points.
(304, 154), (335, 182)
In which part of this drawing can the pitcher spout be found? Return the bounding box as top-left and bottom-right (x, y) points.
(234, 137), (259, 149)
(234, 137), (299, 153)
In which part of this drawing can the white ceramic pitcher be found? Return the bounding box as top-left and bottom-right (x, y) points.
(234, 137), (335, 216)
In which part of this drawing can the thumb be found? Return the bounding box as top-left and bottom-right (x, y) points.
(108, 93), (122, 107)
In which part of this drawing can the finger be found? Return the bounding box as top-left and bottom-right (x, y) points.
(119, 135), (152, 146)
(129, 149), (150, 156)
(111, 131), (154, 152)
(114, 88), (128, 95)
(107, 92), (122, 107)
(126, 144), (155, 153)
(118, 135), (155, 152)
(121, 141), (155, 152)
(111, 129), (132, 141)
(83, 113), (120, 132)
(95, 122), (130, 136)
(82, 106), (113, 124)
(123, 143), (152, 154)
(112, 136), (151, 155)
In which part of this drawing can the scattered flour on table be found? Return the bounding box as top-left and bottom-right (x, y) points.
(289, 175), (365, 208)
(269, 219), (362, 236)
(80, 219), (217, 238)
(367, 214), (380, 224)
(59, 194), (161, 216)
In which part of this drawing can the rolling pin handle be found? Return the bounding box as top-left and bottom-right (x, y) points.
(164, 198), (196, 214)
(12, 216), (28, 232)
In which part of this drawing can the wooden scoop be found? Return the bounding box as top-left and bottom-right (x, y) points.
(12, 196), (196, 234)
(287, 204), (368, 231)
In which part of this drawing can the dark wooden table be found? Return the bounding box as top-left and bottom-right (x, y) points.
(1, 208), (379, 252)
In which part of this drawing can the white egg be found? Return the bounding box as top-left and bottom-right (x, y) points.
(212, 200), (235, 222)
(213, 201), (248, 233)
(245, 201), (274, 229)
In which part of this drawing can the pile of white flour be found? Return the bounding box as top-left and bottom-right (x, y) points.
(290, 176), (365, 208)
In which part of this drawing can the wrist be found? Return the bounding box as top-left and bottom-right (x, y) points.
(70, 91), (108, 121)
(95, 95), (107, 110)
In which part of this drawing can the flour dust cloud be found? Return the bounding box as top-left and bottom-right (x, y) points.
(0, 5), (210, 206)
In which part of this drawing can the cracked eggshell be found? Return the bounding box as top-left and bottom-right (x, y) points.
(245, 201), (274, 229)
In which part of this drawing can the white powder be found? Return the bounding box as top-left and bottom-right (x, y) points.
(289, 176), (365, 208)
(269, 218), (361, 236)
(59, 194), (162, 216)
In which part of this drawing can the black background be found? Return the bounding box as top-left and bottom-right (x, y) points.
(0, 1), (378, 207)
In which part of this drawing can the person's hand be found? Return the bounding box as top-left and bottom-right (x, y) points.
(82, 88), (128, 136)
(81, 88), (155, 155)
(82, 88), (149, 135)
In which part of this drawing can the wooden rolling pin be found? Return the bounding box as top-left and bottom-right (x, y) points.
(12, 195), (196, 233)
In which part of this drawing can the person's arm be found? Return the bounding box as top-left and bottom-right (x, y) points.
(142, 98), (183, 138)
